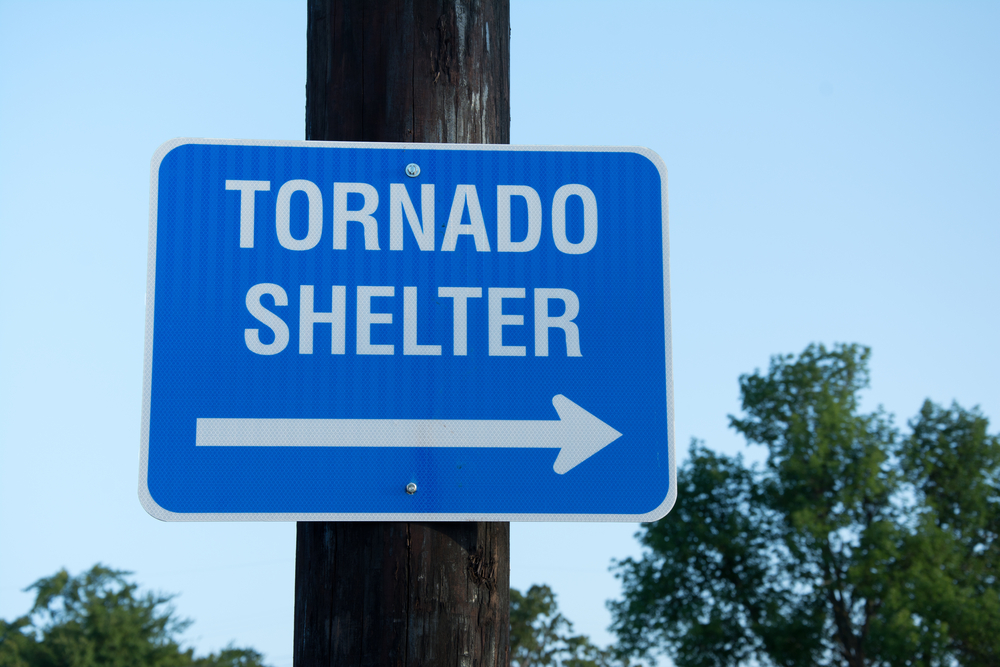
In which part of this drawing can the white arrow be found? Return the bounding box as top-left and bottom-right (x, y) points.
(196, 394), (622, 474)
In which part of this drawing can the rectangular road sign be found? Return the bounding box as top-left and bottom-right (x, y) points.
(140, 139), (674, 521)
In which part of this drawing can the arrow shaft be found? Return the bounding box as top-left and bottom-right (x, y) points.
(196, 417), (568, 449)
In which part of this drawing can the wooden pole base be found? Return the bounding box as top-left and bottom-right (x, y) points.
(294, 522), (509, 666)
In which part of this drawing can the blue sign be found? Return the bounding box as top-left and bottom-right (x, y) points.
(140, 139), (674, 521)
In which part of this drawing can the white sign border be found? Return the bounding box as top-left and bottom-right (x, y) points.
(140, 138), (675, 522)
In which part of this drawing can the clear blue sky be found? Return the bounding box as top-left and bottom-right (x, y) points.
(1, 2), (997, 666)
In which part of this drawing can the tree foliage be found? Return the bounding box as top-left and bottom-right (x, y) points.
(609, 343), (999, 667)
(0, 565), (269, 667)
(510, 585), (626, 667)
(895, 401), (1000, 664)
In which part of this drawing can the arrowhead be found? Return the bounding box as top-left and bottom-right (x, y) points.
(550, 395), (623, 474)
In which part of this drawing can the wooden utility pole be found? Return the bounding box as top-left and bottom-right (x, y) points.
(295, 2), (511, 666)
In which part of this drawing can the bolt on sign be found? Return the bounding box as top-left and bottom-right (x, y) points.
(140, 139), (674, 521)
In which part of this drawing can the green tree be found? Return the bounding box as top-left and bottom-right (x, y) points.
(609, 343), (1000, 667)
(893, 401), (1000, 664)
(510, 585), (626, 667)
(0, 565), (269, 667)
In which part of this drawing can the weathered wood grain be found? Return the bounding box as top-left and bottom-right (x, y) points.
(296, 1), (510, 665)
(305, 0), (510, 144)
(294, 522), (510, 667)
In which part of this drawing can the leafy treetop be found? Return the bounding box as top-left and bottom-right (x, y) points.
(511, 584), (627, 667)
(0, 564), (269, 667)
(609, 343), (999, 667)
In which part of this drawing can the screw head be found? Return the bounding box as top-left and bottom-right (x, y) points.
(405, 163), (421, 178)
(405, 482), (418, 495)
